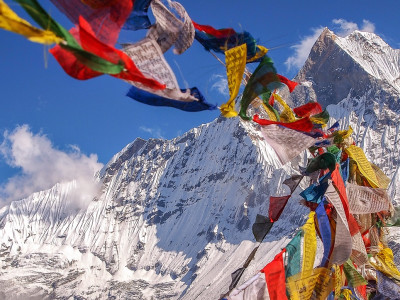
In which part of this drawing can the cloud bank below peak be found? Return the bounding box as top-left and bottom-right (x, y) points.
(0, 125), (103, 210)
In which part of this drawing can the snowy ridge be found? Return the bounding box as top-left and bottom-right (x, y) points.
(0, 116), (308, 299)
(335, 30), (400, 92)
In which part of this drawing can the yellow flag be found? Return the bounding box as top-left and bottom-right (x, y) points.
(220, 44), (247, 118)
(247, 45), (268, 63)
(287, 267), (333, 300)
(341, 289), (353, 300)
(261, 102), (278, 121)
(334, 264), (342, 299)
(273, 93), (296, 123)
(0, 0), (62, 44)
(371, 163), (391, 189)
(345, 145), (379, 188)
(302, 211), (317, 276)
(370, 248), (400, 281)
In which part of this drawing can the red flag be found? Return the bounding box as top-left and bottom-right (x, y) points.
(78, 16), (165, 89)
(50, 0), (132, 45)
(192, 21), (235, 38)
(269, 195), (291, 222)
(261, 249), (288, 300)
(277, 74), (297, 93)
(49, 28), (102, 80)
(253, 114), (313, 132)
(294, 102), (323, 118)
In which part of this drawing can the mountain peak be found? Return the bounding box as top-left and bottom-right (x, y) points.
(293, 27), (400, 109)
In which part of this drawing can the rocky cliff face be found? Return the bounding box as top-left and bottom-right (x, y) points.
(1, 29), (400, 299)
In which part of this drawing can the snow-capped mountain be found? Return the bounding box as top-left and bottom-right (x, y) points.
(1, 29), (400, 299)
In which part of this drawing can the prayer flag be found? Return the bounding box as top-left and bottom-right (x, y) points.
(123, 0), (152, 31)
(302, 211), (317, 276)
(220, 44), (247, 118)
(316, 201), (332, 267)
(261, 249), (287, 300)
(345, 145), (379, 188)
(50, 0), (132, 45)
(269, 195), (291, 222)
(252, 214), (273, 242)
(293, 102), (322, 118)
(285, 231), (302, 278)
(0, 0), (62, 44)
(258, 124), (316, 165)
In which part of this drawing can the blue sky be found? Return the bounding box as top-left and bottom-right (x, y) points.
(1, 0), (400, 204)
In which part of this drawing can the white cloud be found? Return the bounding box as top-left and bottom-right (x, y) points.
(139, 126), (164, 139)
(0, 125), (103, 209)
(285, 27), (324, 71)
(333, 18), (375, 37)
(361, 19), (375, 33)
(210, 74), (229, 96)
(285, 19), (376, 72)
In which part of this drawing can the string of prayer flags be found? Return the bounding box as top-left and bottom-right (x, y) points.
(261, 249), (287, 300)
(257, 124), (316, 165)
(123, 0), (152, 31)
(220, 44), (247, 118)
(293, 102), (322, 118)
(252, 214), (273, 243)
(14, 0), (165, 87)
(269, 195), (291, 222)
(49, 0), (131, 46)
(0, 0), (62, 45)
(316, 201), (332, 267)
